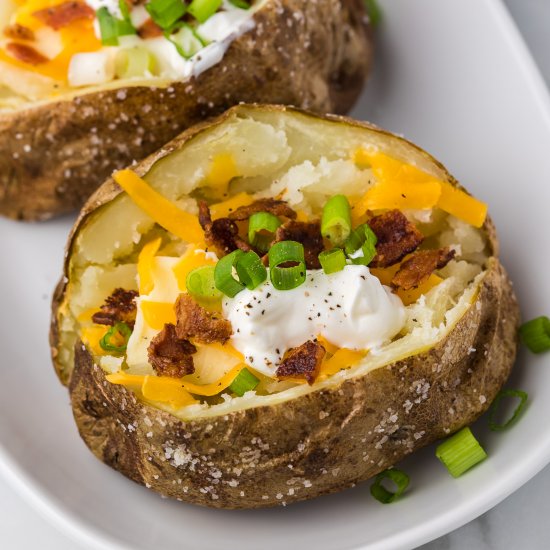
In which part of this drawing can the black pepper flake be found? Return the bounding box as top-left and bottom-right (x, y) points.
(261, 310), (265, 315)
(308, 317), (312, 321)
(336, 304), (341, 308)
(328, 292), (333, 296)
(276, 348), (280, 354)
(245, 304), (253, 309)
(317, 312), (321, 317)
(361, 275), (366, 280)
(266, 293), (272, 298)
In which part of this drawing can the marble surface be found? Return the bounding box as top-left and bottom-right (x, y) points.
(1, 0), (549, 548)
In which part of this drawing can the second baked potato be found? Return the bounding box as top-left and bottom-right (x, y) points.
(51, 104), (519, 509)
(0, 0), (371, 220)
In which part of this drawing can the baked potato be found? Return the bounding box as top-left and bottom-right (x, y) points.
(51, 104), (519, 509)
(0, 0), (371, 221)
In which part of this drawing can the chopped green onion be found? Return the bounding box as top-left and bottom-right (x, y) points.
(229, 0), (251, 8)
(115, 48), (156, 79)
(229, 368), (260, 396)
(214, 250), (245, 298)
(344, 223), (378, 265)
(488, 389), (528, 431)
(235, 251), (267, 290)
(165, 23), (206, 59)
(118, 0), (131, 22)
(436, 427), (487, 478)
(321, 195), (352, 246)
(519, 316), (550, 353)
(318, 248), (346, 274)
(268, 241), (306, 291)
(97, 6), (136, 46)
(188, 0), (222, 23)
(146, 0), (187, 30)
(370, 468), (409, 504)
(100, 322), (132, 353)
(186, 265), (223, 305)
(248, 212), (282, 252)
(364, 0), (382, 28)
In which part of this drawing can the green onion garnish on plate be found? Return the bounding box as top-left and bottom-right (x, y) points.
(321, 195), (352, 246)
(268, 241), (307, 291)
(519, 316), (550, 353)
(146, 0), (187, 30)
(186, 265), (223, 304)
(435, 427), (487, 478)
(248, 212), (282, 252)
(229, 368), (260, 396)
(318, 248), (346, 274)
(188, 0), (223, 24)
(344, 223), (378, 265)
(370, 468), (410, 504)
(100, 322), (132, 353)
(488, 389), (528, 431)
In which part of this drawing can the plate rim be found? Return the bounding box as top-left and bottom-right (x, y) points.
(2, 0), (550, 549)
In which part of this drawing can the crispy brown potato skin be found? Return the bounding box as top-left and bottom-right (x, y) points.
(0, 0), (372, 221)
(50, 105), (520, 508)
(68, 259), (518, 508)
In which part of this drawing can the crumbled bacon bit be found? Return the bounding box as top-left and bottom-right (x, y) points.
(3, 24), (35, 41)
(147, 324), (196, 378)
(392, 248), (455, 290)
(137, 18), (163, 39)
(5, 43), (48, 65)
(368, 210), (424, 267)
(276, 340), (326, 385)
(271, 220), (324, 269)
(175, 294), (232, 344)
(92, 288), (138, 327)
(227, 199), (297, 221)
(198, 201), (253, 256)
(32, 1), (95, 31)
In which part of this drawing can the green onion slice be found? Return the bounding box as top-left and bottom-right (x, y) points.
(488, 389), (528, 431)
(364, 0), (382, 28)
(229, 0), (251, 8)
(370, 468), (409, 504)
(248, 212), (282, 252)
(235, 251), (267, 290)
(268, 241), (306, 291)
(100, 322), (132, 353)
(214, 250), (245, 298)
(115, 47), (156, 79)
(318, 248), (346, 274)
(188, 0), (222, 24)
(146, 0), (187, 30)
(436, 427), (487, 478)
(321, 195), (352, 246)
(229, 368), (260, 396)
(186, 265), (223, 305)
(344, 223), (378, 266)
(97, 6), (136, 46)
(165, 23), (206, 59)
(519, 316), (550, 353)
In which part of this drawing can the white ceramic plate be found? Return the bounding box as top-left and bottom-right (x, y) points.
(2, 0), (550, 548)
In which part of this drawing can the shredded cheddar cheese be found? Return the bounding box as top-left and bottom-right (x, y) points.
(140, 301), (177, 330)
(137, 238), (162, 295)
(113, 170), (205, 245)
(173, 246), (216, 292)
(209, 192), (253, 220)
(206, 154), (239, 198)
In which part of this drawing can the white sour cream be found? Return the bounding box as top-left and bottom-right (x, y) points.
(223, 265), (406, 377)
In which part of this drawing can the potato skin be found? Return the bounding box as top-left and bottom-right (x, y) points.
(50, 105), (520, 508)
(68, 259), (518, 508)
(0, 0), (372, 221)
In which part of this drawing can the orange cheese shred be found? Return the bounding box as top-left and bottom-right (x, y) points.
(319, 348), (366, 378)
(140, 301), (176, 330)
(351, 149), (488, 228)
(141, 376), (198, 409)
(137, 237), (162, 295)
(81, 325), (108, 356)
(396, 274), (443, 306)
(113, 170), (205, 245)
(173, 245), (216, 292)
(209, 192), (253, 220)
(206, 154), (239, 198)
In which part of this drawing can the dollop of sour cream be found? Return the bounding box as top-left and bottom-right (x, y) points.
(223, 265), (406, 377)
